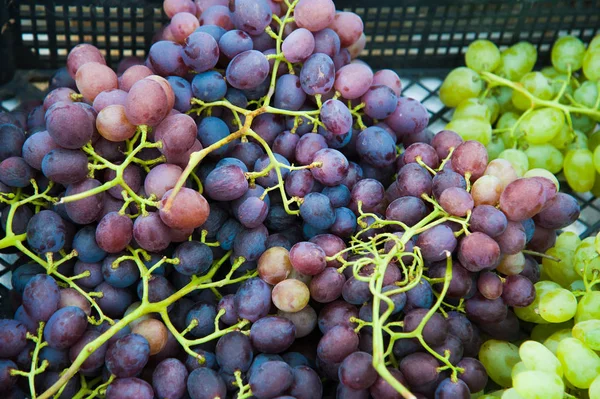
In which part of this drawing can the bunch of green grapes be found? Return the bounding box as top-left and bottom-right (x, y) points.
(439, 35), (600, 193)
(474, 230), (600, 399)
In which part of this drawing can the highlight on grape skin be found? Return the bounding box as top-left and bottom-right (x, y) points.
(0, 1), (598, 399)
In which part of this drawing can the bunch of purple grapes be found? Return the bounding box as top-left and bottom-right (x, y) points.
(0, 0), (584, 398)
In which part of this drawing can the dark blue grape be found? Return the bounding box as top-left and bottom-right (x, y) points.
(197, 116), (233, 157)
(185, 302), (217, 338)
(69, 330), (108, 372)
(106, 333), (151, 377)
(248, 353), (284, 378)
(10, 263), (44, 295)
(167, 76), (193, 113)
(22, 274), (60, 322)
(434, 378), (470, 399)
(226, 50), (270, 90)
(330, 207), (357, 238)
(233, 224), (268, 263)
(43, 306), (88, 350)
(219, 29), (253, 58)
(182, 32), (219, 73)
(194, 24), (227, 42)
(0, 157), (33, 188)
(185, 347), (217, 371)
(215, 331), (253, 373)
(136, 275), (175, 303)
(250, 316), (296, 354)
(205, 165), (249, 201)
(191, 71), (227, 102)
(0, 124), (25, 162)
(0, 360), (18, 392)
(187, 367), (227, 399)
(215, 218), (243, 251)
(174, 241), (214, 276)
(102, 254), (140, 288)
(39, 347), (69, 371)
(249, 360), (294, 399)
(94, 282), (133, 318)
(356, 126), (396, 167)
(299, 192), (335, 230)
(152, 358), (188, 399)
(275, 74), (307, 111)
(105, 377), (154, 399)
(322, 184), (351, 208)
(0, 319), (28, 358)
(225, 87), (249, 108)
(299, 53), (335, 96)
(230, 141), (265, 170)
(41, 371), (81, 399)
(73, 225), (107, 263)
(233, 277), (271, 322)
(288, 365), (323, 399)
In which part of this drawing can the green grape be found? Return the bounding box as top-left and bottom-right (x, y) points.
(589, 130), (600, 151)
(563, 148), (595, 192)
(501, 388), (525, 399)
(519, 340), (563, 376)
(485, 391), (506, 398)
(541, 66), (561, 79)
(439, 67), (484, 107)
(530, 321), (574, 343)
(595, 230), (600, 254)
(514, 284), (549, 324)
(576, 292), (600, 323)
(498, 149), (529, 176)
(453, 98), (492, 121)
(542, 247), (579, 287)
(524, 143), (564, 174)
(566, 129), (589, 150)
(519, 108), (565, 144)
(496, 42), (537, 81)
(556, 337), (600, 389)
(549, 123), (574, 150)
(466, 39), (502, 73)
(513, 370), (564, 399)
(551, 35), (586, 73)
(554, 231), (581, 251)
(593, 174), (600, 197)
(569, 279), (587, 292)
(574, 80), (600, 109)
(524, 168), (560, 189)
(511, 361), (529, 380)
(496, 112), (521, 148)
(572, 113), (596, 134)
(539, 288), (578, 323)
(483, 96), (501, 123)
(445, 117), (492, 145)
(583, 50), (600, 82)
(494, 86), (518, 114)
(479, 340), (521, 387)
(590, 374), (600, 399)
(536, 280), (563, 293)
(574, 237), (600, 281)
(543, 329), (572, 354)
(487, 136), (505, 160)
(594, 146), (600, 175)
(511, 72), (554, 110)
(573, 320), (600, 350)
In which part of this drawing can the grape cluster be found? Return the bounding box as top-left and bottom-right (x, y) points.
(440, 35), (600, 193)
(0, 0), (588, 399)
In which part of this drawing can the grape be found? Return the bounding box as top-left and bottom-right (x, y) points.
(273, 76), (306, 113)
(313, 28), (341, 57)
(215, 331), (253, 373)
(133, 211), (171, 252)
(42, 306), (87, 351)
(132, 318), (168, 355)
(309, 267), (345, 303)
(439, 187), (474, 217)
(429, 261), (472, 299)
(92, 89), (128, 112)
(252, 114), (287, 145)
(295, 133), (327, 165)
(356, 126), (397, 167)
(416, 224), (457, 262)
(539, 288), (577, 323)
(119, 65), (153, 92)
(477, 271), (503, 300)
(497, 42), (537, 81)
(24, 210), (66, 254)
(0, 320), (27, 358)
(147, 41), (188, 77)
(465, 39), (501, 72)
(564, 148), (595, 192)
(159, 188), (210, 230)
(257, 246), (292, 285)
(551, 35), (585, 72)
(282, 28), (315, 63)
(299, 53), (335, 95)
(173, 241), (213, 276)
(272, 278), (310, 313)
(534, 192), (580, 229)
(185, 346), (217, 371)
(187, 368), (226, 399)
(185, 301), (217, 338)
(513, 370), (563, 399)
(320, 99), (352, 136)
(0, 124), (24, 164)
(75, 62), (118, 102)
(403, 308), (448, 346)
(58, 288), (92, 316)
(495, 221), (527, 254)
(294, 0), (335, 32)
(69, 330), (108, 372)
(154, 114), (197, 158)
(457, 232), (500, 272)
(45, 101), (96, 149)
(362, 85), (398, 120)
(290, 241), (327, 276)
(284, 366), (323, 399)
(334, 63), (373, 100)
(519, 340), (563, 377)
(106, 333), (151, 377)
(433, 378), (470, 398)
(250, 316), (295, 353)
(310, 148), (349, 186)
(399, 352), (439, 387)
(204, 164), (249, 201)
(21, 131), (59, 172)
(456, 358), (487, 393)
(38, 347), (69, 371)
(470, 205), (507, 238)
(478, 339), (520, 387)
(277, 305), (317, 338)
(234, 277), (271, 323)
(321, 184), (351, 208)
(404, 142), (440, 169)
(93, 212), (133, 253)
(249, 360), (293, 399)
(226, 50), (269, 90)
(41, 371), (81, 399)
(22, 274), (60, 322)
(336, 351), (377, 390)
(66, 43), (106, 78)
(199, 5), (234, 30)
(317, 325), (359, 363)
(104, 378), (153, 399)
(439, 67), (483, 107)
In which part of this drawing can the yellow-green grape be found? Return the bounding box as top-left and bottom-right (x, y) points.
(524, 144), (563, 174)
(501, 388), (525, 399)
(496, 42), (537, 81)
(445, 117), (492, 145)
(511, 72), (553, 110)
(487, 136), (505, 160)
(465, 39), (502, 73)
(549, 123), (574, 150)
(542, 247), (579, 287)
(576, 292), (600, 323)
(530, 321), (574, 343)
(453, 98), (492, 121)
(563, 148), (595, 192)
(566, 130), (589, 151)
(554, 231), (581, 251)
(485, 391), (506, 398)
(439, 67), (484, 107)
(498, 149), (529, 176)
(590, 35), (600, 52)
(541, 66), (561, 79)
(513, 370), (564, 399)
(511, 361), (529, 380)
(479, 340), (521, 387)
(549, 74), (575, 105)
(514, 294), (547, 324)
(519, 340), (563, 377)
(594, 146), (600, 175)
(593, 174), (600, 197)
(543, 329), (572, 354)
(494, 86), (518, 114)
(572, 113), (596, 134)
(595, 230), (600, 254)
(535, 280), (562, 293)
(583, 50), (600, 82)
(557, 337), (600, 389)
(574, 237), (600, 281)
(574, 80), (600, 109)
(483, 96), (500, 123)
(519, 108), (564, 144)
(589, 130), (600, 152)
(551, 35), (586, 72)
(496, 112), (521, 148)
(590, 374), (600, 399)
(539, 288), (578, 323)
(573, 320), (600, 350)
(523, 168), (560, 189)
